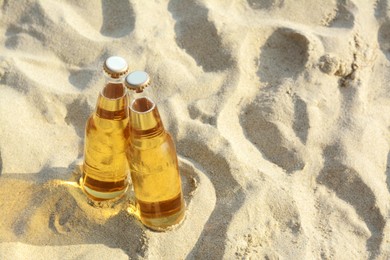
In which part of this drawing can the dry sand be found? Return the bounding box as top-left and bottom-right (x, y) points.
(0, 0), (390, 259)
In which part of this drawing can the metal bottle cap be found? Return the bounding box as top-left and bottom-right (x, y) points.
(125, 71), (150, 92)
(103, 56), (129, 78)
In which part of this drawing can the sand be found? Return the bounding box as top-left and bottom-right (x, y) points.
(0, 0), (389, 259)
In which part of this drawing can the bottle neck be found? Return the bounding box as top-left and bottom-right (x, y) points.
(128, 85), (153, 101)
(129, 89), (164, 137)
(95, 75), (128, 119)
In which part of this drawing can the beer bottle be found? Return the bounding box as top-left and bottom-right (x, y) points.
(125, 71), (185, 230)
(81, 56), (130, 201)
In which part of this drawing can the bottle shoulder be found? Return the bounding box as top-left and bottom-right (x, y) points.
(85, 113), (129, 134)
(129, 130), (175, 150)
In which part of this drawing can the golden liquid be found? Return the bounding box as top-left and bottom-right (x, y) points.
(82, 83), (130, 201)
(128, 97), (185, 230)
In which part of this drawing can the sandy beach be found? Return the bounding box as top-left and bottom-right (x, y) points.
(0, 0), (390, 259)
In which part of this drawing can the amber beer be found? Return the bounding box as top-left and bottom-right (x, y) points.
(125, 71), (185, 230)
(81, 56), (130, 201)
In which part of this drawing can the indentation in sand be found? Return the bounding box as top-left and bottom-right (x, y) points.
(176, 124), (245, 259)
(65, 97), (92, 138)
(264, 187), (308, 258)
(317, 145), (386, 258)
(314, 190), (370, 259)
(378, 20), (390, 61)
(188, 98), (219, 126)
(180, 159), (200, 205)
(258, 28), (309, 85)
(247, 0), (284, 10)
(4, 5), (46, 48)
(168, 0), (234, 72)
(267, 189), (302, 234)
(386, 151), (390, 197)
(0, 59), (30, 93)
(0, 158), (204, 258)
(5, 1), (103, 65)
(375, 0), (388, 18)
(68, 69), (97, 90)
(65, 97), (91, 156)
(292, 96), (309, 144)
(1, 58), (70, 125)
(0, 150), (2, 177)
(100, 0), (135, 38)
(5, 24), (43, 51)
(0, 168), (146, 256)
(323, 0), (355, 28)
(224, 178), (309, 259)
(240, 91), (306, 173)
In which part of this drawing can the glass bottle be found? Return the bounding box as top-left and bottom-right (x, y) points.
(81, 56), (130, 201)
(125, 71), (185, 230)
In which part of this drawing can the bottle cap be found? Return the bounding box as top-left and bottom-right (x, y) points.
(125, 71), (150, 92)
(103, 56), (129, 78)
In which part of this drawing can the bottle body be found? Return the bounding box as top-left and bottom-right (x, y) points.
(82, 82), (130, 201)
(127, 97), (185, 230)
